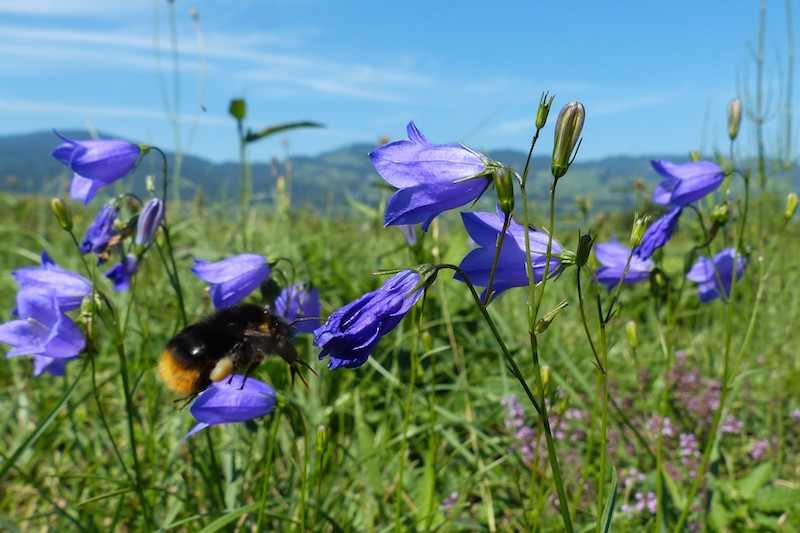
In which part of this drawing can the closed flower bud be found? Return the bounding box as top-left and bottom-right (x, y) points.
(534, 299), (569, 334)
(575, 232), (594, 268)
(630, 213), (650, 248)
(690, 151), (701, 162)
(146, 175), (156, 194)
(540, 365), (552, 390)
(229, 98), (246, 121)
(727, 98), (742, 140)
(135, 198), (165, 250)
(711, 203), (729, 225)
(316, 424), (329, 454)
(536, 92), (555, 130)
(494, 166), (515, 215)
(625, 320), (638, 350)
(50, 197), (72, 231)
(786, 192), (798, 221)
(551, 101), (585, 179)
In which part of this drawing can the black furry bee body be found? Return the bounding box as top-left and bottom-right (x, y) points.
(158, 304), (313, 399)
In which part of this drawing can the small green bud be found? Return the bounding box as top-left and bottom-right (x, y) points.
(540, 365), (552, 390)
(535, 91), (555, 130)
(786, 192), (798, 220)
(625, 320), (638, 350)
(629, 213), (650, 248)
(50, 197), (72, 231)
(727, 98), (742, 140)
(575, 232), (594, 268)
(316, 424), (329, 454)
(229, 98), (246, 121)
(534, 299), (569, 334)
(690, 151), (701, 162)
(551, 101), (585, 179)
(711, 203), (729, 225)
(493, 166), (515, 215)
(146, 175), (156, 194)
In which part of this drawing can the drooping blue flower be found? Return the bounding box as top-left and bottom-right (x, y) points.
(12, 252), (91, 311)
(105, 254), (138, 291)
(52, 131), (145, 204)
(594, 236), (654, 287)
(314, 270), (424, 370)
(191, 254), (270, 309)
(273, 283), (320, 334)
(135, 198), (165, 249)
(686, 248), (748, 302)
(635, 206), (682, 260)
(0, 291), (84, 376)
(80, 203), (119, 258)
(454, 210), (565, 298)
(185, 375), (277, 439)
(370, 122), (497, 231)
(651, 160), (725, 208)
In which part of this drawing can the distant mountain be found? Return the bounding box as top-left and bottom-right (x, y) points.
(0, 130), (681, 215)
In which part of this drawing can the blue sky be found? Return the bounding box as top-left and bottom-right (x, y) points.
(0, 1), (795, 163)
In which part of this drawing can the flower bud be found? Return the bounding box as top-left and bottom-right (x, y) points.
(630, 213), (650, 248)
(535, 92), (555, 130)
(50, 197), (72, 231)
(551, 101), (585, 179)
(534, 299), (569, 334)
(690, 151), (701, 162)
(135, 198), (165, 250)
(540, 365), (552, 390)
(625, 320), (638, 350)
(146, 175), (156, 194)
(727, 98), (742, 140)
(575, 232), (594, 268)
(786, 192), (798, 221)
(316, 424), (329, 454)
(229, 98), (246, 121)
(494, 166), (515, 215)
(711, 203), (729, 225)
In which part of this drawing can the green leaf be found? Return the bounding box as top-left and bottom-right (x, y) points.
(599, 467), (618, 533)
(752, 485), (800, 513)
(737, 462), (773, 500)
(244, 121), (324, 144)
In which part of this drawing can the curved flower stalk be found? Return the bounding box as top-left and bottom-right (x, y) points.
(370, 122), (499, 230)
(185, 375), (277, 439)
(52, 131), (147, 204)
(314, 270), (424, 370)
(0, 291), (85, 376)
(191, 254), (271, 309)
(686, 248), (748, 302)
(454, 210), (567, 299)
(651, 160), (725, 208)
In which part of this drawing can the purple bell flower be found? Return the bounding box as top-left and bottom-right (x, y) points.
(185, 375), (277, 439)
(105, 254), (138, 291)
(635, 206), (682, 260)
(12, 252), (91, 312)
(52, 131), (145, 205)
(0, 291), (85, 376)
(454, 210), (565, 299)
(314, 270), (424, 370)
(651, 160), (725, 208)
(595, 236), (654, 287)
(370, 122), (497, 231)
(686, 248), (748, 302)
(273, 283), (321, 334)
(135, 198), (165, 249)
(80, 203), (119, 258)
(191, 254), (270, 309)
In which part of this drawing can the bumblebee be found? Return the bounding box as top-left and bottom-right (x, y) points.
(158, 304), (315, 400)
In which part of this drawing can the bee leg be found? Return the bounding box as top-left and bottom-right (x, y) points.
(289, 357), (318, 390)
(173, 393), (199, 411)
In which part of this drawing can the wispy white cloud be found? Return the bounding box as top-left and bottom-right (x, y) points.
(0, 0), (142, 17)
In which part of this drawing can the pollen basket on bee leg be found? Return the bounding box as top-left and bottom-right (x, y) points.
(209, 355), (235, 383)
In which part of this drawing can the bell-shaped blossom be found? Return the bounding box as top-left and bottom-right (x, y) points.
(105, 254), (138, 291)
(11, 252), (92, 314)
(135, 198), (165, 249)
(686, 248), (748, 303)
(191, 254), (270, 309)
(314, 270), (424, 370)
(595, 237), (654, 287)
(651, 160), (725, 208)
(185, 375), (277, 439)
(80, 203), (119, 257)
(273, 283), (320, 334)
(370, 122), (496, 231)
(0, 291), (84, 376)
(454, 210), (565, 299)
(52, 131), (145, 204)
(12, 252), (91, 311)
(635, 207), (682, 260)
